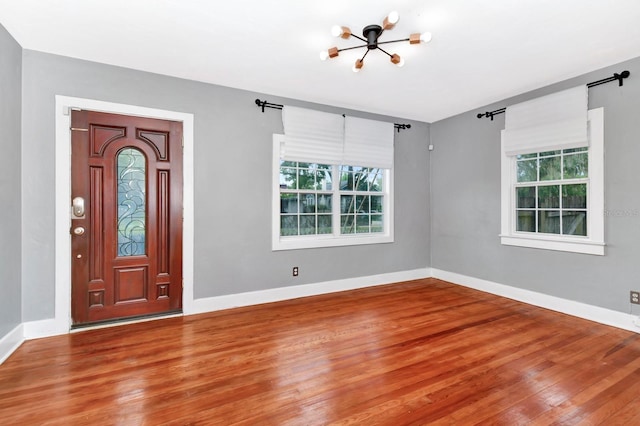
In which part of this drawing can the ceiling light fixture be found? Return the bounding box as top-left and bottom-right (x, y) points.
(320, 11), (431, 72)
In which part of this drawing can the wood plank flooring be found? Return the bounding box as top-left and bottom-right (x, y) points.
(1, 278), (639, 425)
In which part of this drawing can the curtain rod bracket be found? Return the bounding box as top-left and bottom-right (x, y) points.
(477, 70), (630, 120)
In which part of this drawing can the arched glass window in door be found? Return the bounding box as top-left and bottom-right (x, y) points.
(117, 148), (146, 256)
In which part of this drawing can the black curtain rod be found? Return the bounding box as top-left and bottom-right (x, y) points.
(255, 99), (412, 133)
(477, 70), (630, 120)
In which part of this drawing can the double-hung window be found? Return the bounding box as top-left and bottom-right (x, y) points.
(500, 86), (604, 255)
(272, 107), (394, 250)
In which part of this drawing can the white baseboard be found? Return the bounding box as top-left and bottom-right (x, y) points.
(188, 268), (432, 315)
(431, 268), (640, 334)
(23, 318), (69, 340)
(0, 324), (24, 365)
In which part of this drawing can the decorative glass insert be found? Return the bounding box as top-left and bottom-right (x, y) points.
(117, 148), (146, 256)
(515, 147), (588, 236)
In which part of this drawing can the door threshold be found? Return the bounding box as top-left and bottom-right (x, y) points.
(70, 310), (183, 333)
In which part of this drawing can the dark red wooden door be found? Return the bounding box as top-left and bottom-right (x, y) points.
(71, 110), (183, 325)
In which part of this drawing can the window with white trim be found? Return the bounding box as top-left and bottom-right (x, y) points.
(500, 108), (604, 255)
(273, 135), (393, 250)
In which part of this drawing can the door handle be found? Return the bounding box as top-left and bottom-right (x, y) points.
(72, 197), (85, 218)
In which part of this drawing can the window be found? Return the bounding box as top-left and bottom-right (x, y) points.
(273, 135), (393, 250)
(500, 108), (604, 255)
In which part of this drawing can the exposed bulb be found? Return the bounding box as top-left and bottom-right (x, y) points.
(396, 57), (405, 67)
(352, 64), (361, 73)
(387, 11), (399, 24)
(319, 50), (329, 61)
(331, 25), (342, 37)
(420, 32), (433, 43)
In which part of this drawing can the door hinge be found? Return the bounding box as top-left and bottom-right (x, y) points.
(182, 279), (184, 289)
(70, 128), (88, 132)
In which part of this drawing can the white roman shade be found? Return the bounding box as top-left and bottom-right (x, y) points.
(344, 116), (394, 169)
(502, 85), (588, 156)
(281, 106), (344, 164)
(281, 106), (395, 169)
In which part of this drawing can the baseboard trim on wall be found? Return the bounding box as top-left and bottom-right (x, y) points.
(431, 268), (640, 334)
(23, 318), (69, 340)
(188, 268), (433, 315)
(0, 324), (24, 365)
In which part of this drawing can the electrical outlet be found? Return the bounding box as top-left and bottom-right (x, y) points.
(631, 291), (640, 305)
(293, 266), (299, 277)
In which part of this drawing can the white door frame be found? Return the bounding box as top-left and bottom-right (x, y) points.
(38, 96), (195, 337)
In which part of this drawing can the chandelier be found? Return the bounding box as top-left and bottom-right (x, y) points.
(320, 11), (432, 72)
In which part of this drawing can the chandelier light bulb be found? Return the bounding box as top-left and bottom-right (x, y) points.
(420, 32), (433, 43)
(319, 50), (329, 61)
(331, 25), (342, 37)
(388, 11), (399, 25)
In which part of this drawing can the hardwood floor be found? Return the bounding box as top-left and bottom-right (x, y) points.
(1, 278), (639, 425)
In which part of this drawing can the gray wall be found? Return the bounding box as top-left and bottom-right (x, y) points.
(21, 50), (431, 321)
(430, 57), (640, 314)
(0, 25), (22, 337)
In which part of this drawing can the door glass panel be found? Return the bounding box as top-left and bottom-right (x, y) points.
(117, 148), (146, 256)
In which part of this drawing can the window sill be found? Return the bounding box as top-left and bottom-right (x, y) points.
(500, 234), (604, 255)
(273, 234), (394, 251)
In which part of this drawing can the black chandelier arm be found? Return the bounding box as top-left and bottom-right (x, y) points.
(358, 49), (370, 62)
(377, 38), (411, 46)
(349, 33), (367, 43)
(376, 45), (394, 58)
(477, 70), (631, 120)
(254, 99), (412, 133)
(337, 44), (370, 53)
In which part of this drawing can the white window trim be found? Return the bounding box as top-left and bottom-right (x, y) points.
(272, 134), (394, 251)
(500, 108), (604, 255)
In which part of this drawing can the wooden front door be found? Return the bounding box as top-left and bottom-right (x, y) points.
(71, 110), (183, 326)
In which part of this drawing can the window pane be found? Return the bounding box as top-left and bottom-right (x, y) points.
(341, 195), (355, 214)
(517, 159), (537, 182)
(371, 196), (383, 213)
(280, 215), (298, 236)
(517, 187), (536, 208)
(539, 156), (561, 181)
(563, 211), (587, 236)
(355, 169), (369, 191)
(538, 210), (561, 234)
(371, 214), (383, 233)
(300, 216), (316, 235)
(280, 193), (298, 213)
(280, 167), (297, 189)
(280, 160), (296, 167)
(117, 148), (146, 257)
(356, 195), (369, 213)
(540, 150), (561, 157)
(341, 215), (355, 234)
(340, 170), (353, 190)
(563, 147), (587, 154)
(563, 152), (588, 179)
(517, 210), (536, 232)
(298, 167), (316, 190)
(563, 184), (586, 209)
(516, 153), (537, 160)
(318, 215), (332, 234)
(317, 194), (332, 213)
(368, 169), (383, 192)
(315, 167), (332, 190)
(356, 214), (370, 233)
(300, 193), (316, 213)
(538, 185), (559, 208)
